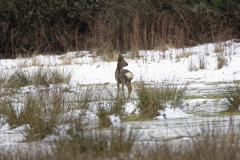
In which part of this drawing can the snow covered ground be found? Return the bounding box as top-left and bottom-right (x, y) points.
(0, 40), (240, 155)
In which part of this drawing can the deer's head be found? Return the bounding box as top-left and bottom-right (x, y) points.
(117, 55), (128, 69)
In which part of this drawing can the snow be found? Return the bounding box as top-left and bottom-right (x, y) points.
(108, 115), (122, 127)
(0, 40), (240, 153)
(156, 106), (194, 120)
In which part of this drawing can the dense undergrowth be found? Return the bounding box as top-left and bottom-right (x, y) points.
(1, 0), (240, 58)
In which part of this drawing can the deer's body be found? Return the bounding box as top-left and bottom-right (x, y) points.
(115, 55), (134, 98)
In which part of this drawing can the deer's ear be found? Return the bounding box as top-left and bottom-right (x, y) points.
(118, 54), (123, 61)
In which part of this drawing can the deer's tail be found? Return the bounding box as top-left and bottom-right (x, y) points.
(125, 72), (134, 80)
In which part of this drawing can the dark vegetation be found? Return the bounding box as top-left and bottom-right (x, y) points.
(0, 0), (240, 58)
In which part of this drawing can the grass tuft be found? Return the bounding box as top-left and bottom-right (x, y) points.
(217, 55), (228, 69)
(136, 78), (190, 119)
(47, 127), (136, 160)
(5, 68), (72, 88)
(222, 80), (240, 112)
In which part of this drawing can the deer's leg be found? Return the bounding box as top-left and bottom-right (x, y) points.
(117, 82), (120, 97)
(122, 83), (126, 98)
(127, 83), (132, 99)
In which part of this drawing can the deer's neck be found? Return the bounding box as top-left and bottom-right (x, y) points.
(115, 63), (123, 76)
(116, 63), (123, 73)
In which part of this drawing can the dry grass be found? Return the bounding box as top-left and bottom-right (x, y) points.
(5, 68), (72, 88)
(154, 43), (175, 52)
(198, 53), (208, 69)
(217, 55), (228, 69)
(31, 57), (44, 66)
(181, 51), (196, 58)
(214, 43), (224, 53)
(60, 55), (75, 65)
(1, 119), (240, 160)
(136, 78), (190, 118)
(222, 80), (240, 111)
(188, 57), (198, 72)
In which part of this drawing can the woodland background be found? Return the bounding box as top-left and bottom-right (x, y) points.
(0, 0), (239, 58)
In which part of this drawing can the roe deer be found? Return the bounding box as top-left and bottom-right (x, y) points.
(115, 55), (134, 98)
